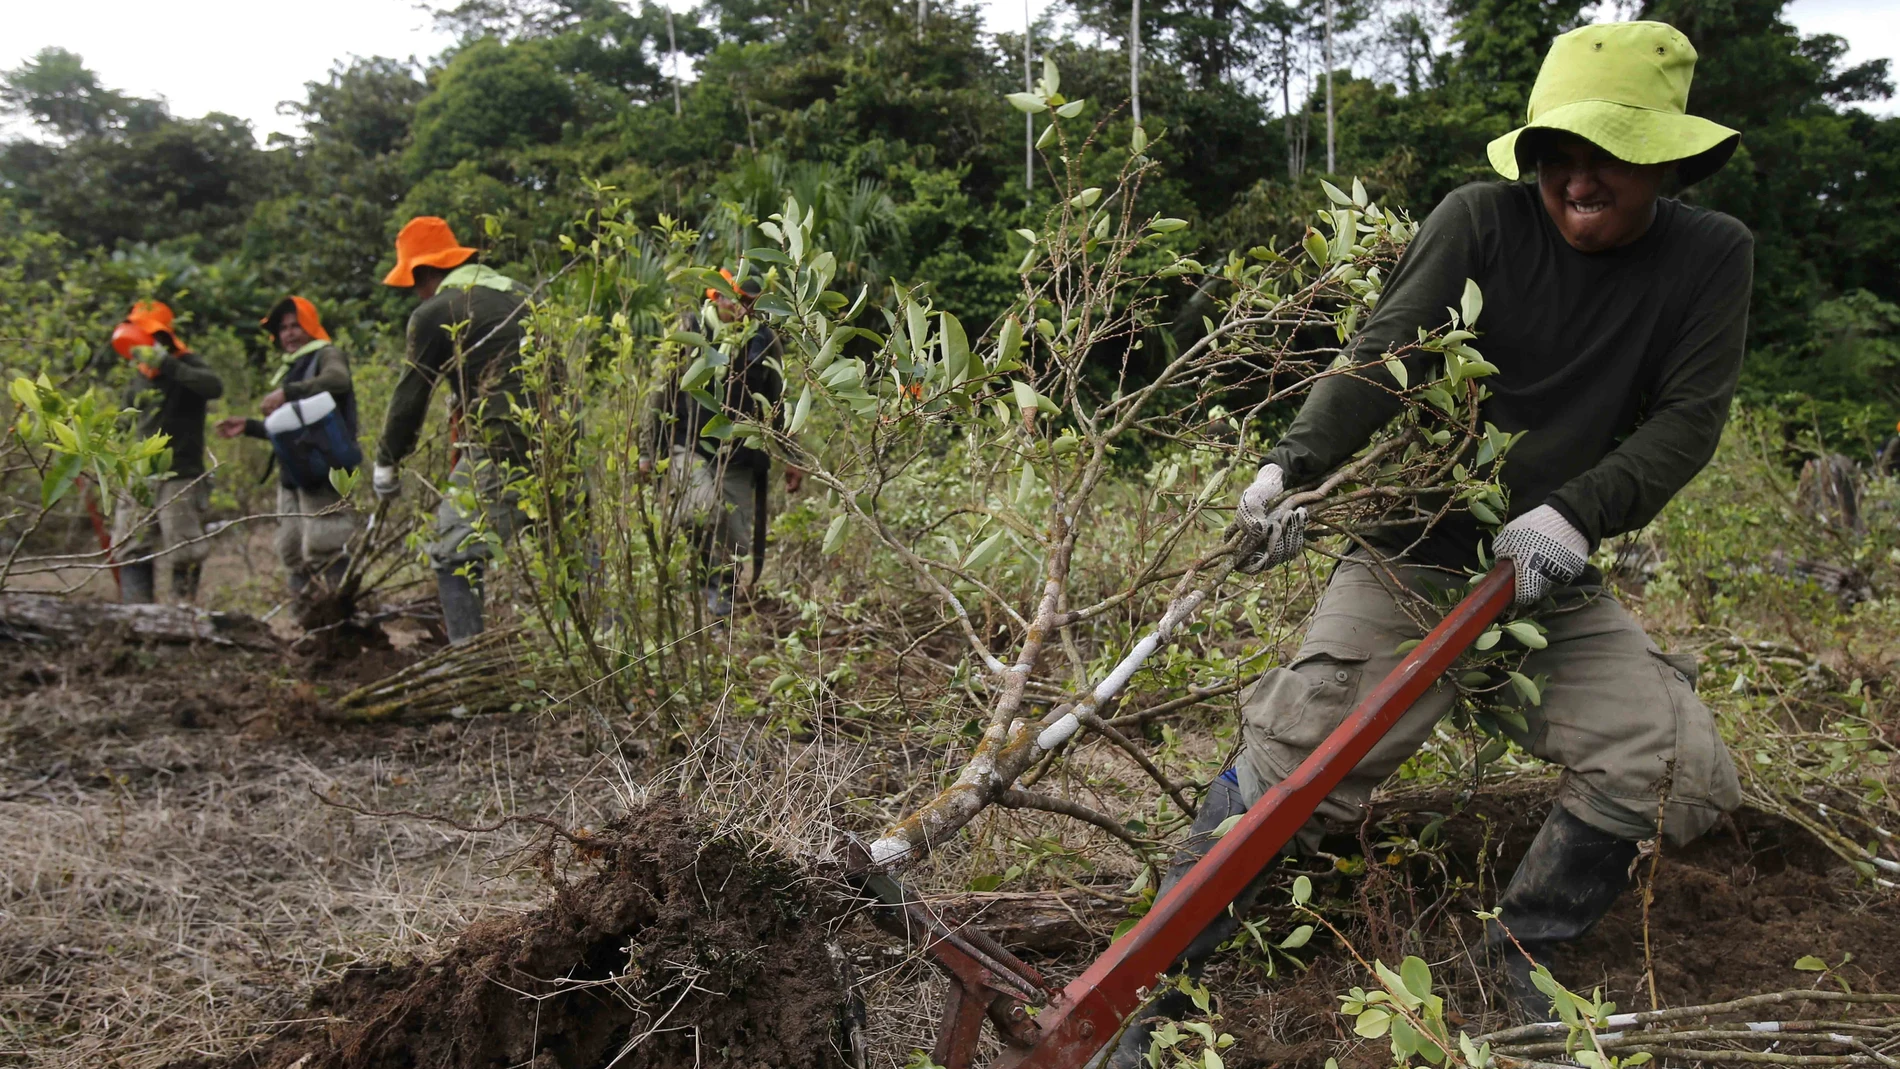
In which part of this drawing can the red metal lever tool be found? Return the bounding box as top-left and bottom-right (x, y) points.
(985, 559), (1518, 1067)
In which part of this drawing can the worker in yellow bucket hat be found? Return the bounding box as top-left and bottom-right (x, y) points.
(1110, 22), (1757, 1060)
(1487, 21), (1740, 189)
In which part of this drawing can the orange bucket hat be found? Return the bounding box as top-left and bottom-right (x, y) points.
(705, 268), (762, 301)
(382, 217), (477, 287)
(111, 300), (190, 357)
(260, 295), (331, 343)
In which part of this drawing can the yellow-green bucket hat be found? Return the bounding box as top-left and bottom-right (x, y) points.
(1488, 21), (1740, 187)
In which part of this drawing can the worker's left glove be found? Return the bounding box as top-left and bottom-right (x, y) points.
(1227, 462), (1307, 574)
(1492, 504), (1589, 605)
(372, 463), (402, 500)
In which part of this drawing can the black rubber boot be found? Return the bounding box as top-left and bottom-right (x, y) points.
(436, 568), (485, 645)
(171, 561), (202, 602)
(288, 570), (310, 596)
(1484, 804), (1640, 1022)
(120, 561), (156, 604)
(1102, 773), (1265, 1069)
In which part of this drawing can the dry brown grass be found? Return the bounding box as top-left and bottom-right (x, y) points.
(10, 466), (1897, 1069)
(0, 686), (617, 1068)
(0, 627), (1118, 1069)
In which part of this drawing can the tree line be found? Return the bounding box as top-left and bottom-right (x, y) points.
(1, 0), (1895, 423)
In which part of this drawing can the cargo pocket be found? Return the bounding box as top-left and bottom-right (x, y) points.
(1246, 639), (1373, 755)
(1653, 649), (1698, 687)
(1650, 647), (1740, 842)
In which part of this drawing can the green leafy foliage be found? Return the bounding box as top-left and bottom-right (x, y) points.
(0, 0), (1883, 418)
(0, 218), (181, 587)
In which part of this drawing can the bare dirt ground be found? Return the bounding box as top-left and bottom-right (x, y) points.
(6, 528), (1900, 1068)
(0, 610), (611, 1066)
(1222, 789), (1900, 1068)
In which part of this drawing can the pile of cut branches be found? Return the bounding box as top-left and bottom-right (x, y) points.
(1482, 991), (1900, 1067)
(335, 627), (529, 721)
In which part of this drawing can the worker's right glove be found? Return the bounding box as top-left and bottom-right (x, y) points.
(372, 463), (402, 500)
(131, 345), (167, 380)
(1228, 462), (1307, 574)
(1491, 504), (1589, 605)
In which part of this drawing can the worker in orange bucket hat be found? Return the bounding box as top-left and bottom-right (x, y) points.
(373, 217), (533, 644)
(106, 300), (225, 604)
(216, 295), (362, 597)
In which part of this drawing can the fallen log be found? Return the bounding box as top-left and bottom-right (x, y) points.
(0, 592), (277, 650)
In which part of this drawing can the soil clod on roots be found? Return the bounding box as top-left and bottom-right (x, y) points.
(184, 798), (855, 1069)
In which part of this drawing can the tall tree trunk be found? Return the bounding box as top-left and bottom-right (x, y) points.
(1324, 0), (1336, 174)
(1300, 105), (1311, 177)
(1282, 30), (1296, 179)
(918, 0), (927, 39)
(667, 8), (681, 117)
(1025, 1), (1034, 206)
(1130, 0), (1142, 125)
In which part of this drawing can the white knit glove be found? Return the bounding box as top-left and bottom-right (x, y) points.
(372, 463), (402, 500)
(1228, 462), (1307, 574)
(1492, 504), (1589, 605)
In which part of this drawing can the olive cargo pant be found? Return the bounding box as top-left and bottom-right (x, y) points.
(668, 446), (759, 579)
(112, 477), (212, 568)
(275, 483), (357, 582)
(1237, 556), (1741, 846)
(427, 446), (530, 572)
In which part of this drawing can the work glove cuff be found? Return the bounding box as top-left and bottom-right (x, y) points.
(372, 463), (402, 500)
(1228, 462), (1286, 540)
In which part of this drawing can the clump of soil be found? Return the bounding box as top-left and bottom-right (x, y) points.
(288, 584), (412, 668)
(1554, 810), (1900, 1003)
(1225, 790), (1900, 1067)
(184, 797), (856, 1069)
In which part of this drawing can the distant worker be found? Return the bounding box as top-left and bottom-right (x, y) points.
(215, 296), (361, 595)
(107, 301), (225, 604)
(1111, 21), (1754, 1057)
(1876, 420), (1900, 476)
(641, 270), (800, 618)
(372, 217), (533, 644)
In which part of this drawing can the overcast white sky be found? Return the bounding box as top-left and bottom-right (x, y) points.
(2, 0), (1893, 141)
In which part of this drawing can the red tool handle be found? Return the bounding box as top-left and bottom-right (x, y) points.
(1001, 559), (1518, 1067)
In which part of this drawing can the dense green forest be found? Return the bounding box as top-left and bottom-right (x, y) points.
(2, 0), (1896, 420)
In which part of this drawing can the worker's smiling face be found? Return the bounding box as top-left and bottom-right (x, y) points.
(275, 309), (312, 353)
(1534, 133), (1670, 253)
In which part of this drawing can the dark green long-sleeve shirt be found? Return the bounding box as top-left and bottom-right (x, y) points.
(125, 351), (224, 479)
(1264, 181), (1754, 572)
(244, 343), (360, 488)
(282, 344), (352, 403)
(646, 318), (786, 475)
(377, 279), (531, 466)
